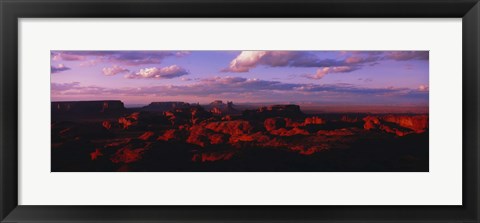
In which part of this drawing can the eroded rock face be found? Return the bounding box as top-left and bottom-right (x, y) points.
(186, 126), (210, 147)
(264, 118), (287, 131)
(363, 116), (381, 130)
(205, 121), (253, 136)
(363, 115), (428, 136)
(304, 116), (325, 125)
(382, 115), (428, 133)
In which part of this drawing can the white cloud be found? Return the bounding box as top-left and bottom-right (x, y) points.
(102, 65), (129, 76)
(125, 65), (189, 79)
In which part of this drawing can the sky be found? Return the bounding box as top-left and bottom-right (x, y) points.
(51, 50), (429, 111)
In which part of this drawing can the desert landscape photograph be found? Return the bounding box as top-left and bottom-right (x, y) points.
(51, 50), (429, 172)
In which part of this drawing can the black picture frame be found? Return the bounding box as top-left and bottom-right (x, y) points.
(1, 0), (479, 222)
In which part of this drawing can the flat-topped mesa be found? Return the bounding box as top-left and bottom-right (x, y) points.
(243, 104), (304, 119)
(142, 101), (191, 112)
(52, 100), (125, 114)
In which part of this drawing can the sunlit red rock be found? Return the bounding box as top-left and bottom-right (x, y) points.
(290, 145), (329, 155)
(382, 115), (428, 133)
(205, 120), (253, 136)
(304, 116), (325, 125)
(102, 121), (112, 130)
(110, 147), (145, 164)
(363, 115), (428, 136)
(264, 118), (286, 131)
(341, 115), (359, 123)
(186, 126), (210, 147)
(363, 116), (381, 130)
(230, 132), (270, 144)
(284, 118), (302, 128)
(191, 151), (236, 162)
(270, 127), (310, 136)
(210, 107), (222, 115)
(208, 133), (228, 145)
(157, 129), (177, 141)
(90, 149), (103, 160)
(104, 138), (131, 148)
(138, 131), (155, 140)
(317, 128), (355, 136)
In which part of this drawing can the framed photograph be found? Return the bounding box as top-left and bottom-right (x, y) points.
(1, 0), (479, 222)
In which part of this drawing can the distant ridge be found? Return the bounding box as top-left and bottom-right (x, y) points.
(52, 100), (125, 114)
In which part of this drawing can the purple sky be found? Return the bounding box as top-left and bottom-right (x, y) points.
(51, 50), (429, 110)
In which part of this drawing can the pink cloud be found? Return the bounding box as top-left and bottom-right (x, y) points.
(222, 51), (300, 72)
(418, 84), (429, 91)
(305, 66), (359, 79)
(51, 64), (71, 73)
(52, 53), (85, 61)
(125, 65), (189, 79)
(102, 65), (129, 76)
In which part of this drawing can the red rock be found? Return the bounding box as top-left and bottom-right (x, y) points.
(317, 128), (355, 136)
(191, 151), (236, 162)
(157, 129), (177, 141)
(222, 115), (232, 121)
(229, 132), (270, 144)
(341, 115), (359, 123)
(382, 115), (428, 133)
(363, 115), (428, 136)
(210, 107), (222, 115)
(104, 138), (131, 148)
(128, 112), (140, 121)
(285, 118), (302, 128)
(208, 133), (228, 145)
(102, 121), (112, 130)
(90, 149), (103, 160)
(118, 117), (135, 129)
(110, 147), (145, 164)
(304, 116), (325, 125)
(186, 126), (210, 147)
(290, 145), (328, 155)
(138, 131), (155, 140)
(363, 116), (380, 130)
(270, 127), (309, 136)
(264, 118), (286, 131)
(205, 121), (253, 135)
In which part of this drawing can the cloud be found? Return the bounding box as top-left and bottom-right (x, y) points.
(125, 65), (189, 79)
(51, 51), (191, 66)
(222, 51), (429, 78)
(52, 53), (85, 61)
(102, 65), (129, 76)
(305, 66), (360, 79)
(418, 84), (429, 91)
(385, 51), (429, 61)
(51, 64), (70, 73)
(51, 82), (80, 91)
(52, 76), (419, 100)
(222, 51), (307, 72)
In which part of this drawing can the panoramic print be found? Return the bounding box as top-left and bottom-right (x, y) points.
(51, 50), (429, 172)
